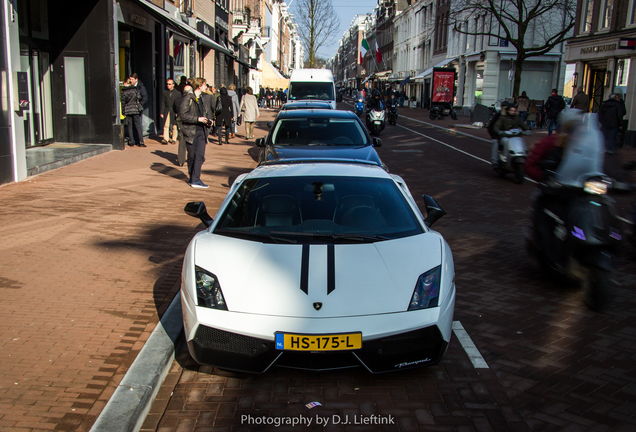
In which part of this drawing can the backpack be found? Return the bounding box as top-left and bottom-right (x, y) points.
(214, 97), (223, 116)
(487, 111), (501, 139)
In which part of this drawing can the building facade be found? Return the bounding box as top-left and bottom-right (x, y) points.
(564, 0), (636, 146)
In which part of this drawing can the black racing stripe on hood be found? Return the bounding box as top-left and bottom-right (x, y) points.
(300, 244), (309, 294)
(327, 244), (335, 295)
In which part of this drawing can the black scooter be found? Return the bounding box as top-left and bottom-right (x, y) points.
(387, 100), (399, 125)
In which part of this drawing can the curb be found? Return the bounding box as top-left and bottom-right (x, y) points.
(90, 292), (184, 432)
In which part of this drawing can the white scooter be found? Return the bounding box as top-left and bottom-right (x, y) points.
(494, 128), (531, 184)
(366, 106), (386, 136)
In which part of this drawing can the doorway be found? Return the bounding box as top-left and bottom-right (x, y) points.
(19, 48), (54, 147)
(589, 69), (606, 113)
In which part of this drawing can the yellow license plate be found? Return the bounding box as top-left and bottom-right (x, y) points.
(275, 332), (362, 351)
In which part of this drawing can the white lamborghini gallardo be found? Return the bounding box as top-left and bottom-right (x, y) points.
(181, 161), (455, 373)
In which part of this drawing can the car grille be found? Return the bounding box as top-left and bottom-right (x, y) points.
(362, 327), (442, 355)
(194, 326), (272, 357)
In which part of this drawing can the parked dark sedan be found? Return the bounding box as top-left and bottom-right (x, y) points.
(255, 109), (385, 169)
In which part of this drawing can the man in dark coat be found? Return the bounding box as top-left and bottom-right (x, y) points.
(544, 88), (566, 135)
(161, 79), (182, 144)
(599, 93), (627, 154)
(179, 78), (213, 188)
(570, 86), (590, 112)
(174, 84), (192, 167)
(215, 87), (234, 145)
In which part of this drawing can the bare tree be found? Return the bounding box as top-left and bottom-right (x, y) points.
(450, 0), (576, 97)
(294, 0), (340, 68)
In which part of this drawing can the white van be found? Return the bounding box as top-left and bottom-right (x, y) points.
(288, 69), (337, 109)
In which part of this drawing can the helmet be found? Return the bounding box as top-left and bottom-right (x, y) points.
(372, 89), (381, 98)
(501, 100), (513, 108)
(558, 108), (584, 133)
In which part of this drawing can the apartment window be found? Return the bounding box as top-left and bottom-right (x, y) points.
(628, 0), (636, 26)
(599, 0), (613, 29)
(580, 0), (593, 33)
(615, 58), (630, 96)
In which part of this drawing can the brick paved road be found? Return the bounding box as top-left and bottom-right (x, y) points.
(0, 113), (275, 431)
(142, 104), (636, 431)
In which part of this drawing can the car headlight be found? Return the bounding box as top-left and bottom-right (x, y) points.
(195, 266), (228, 310)
(408, 266), (441, 311)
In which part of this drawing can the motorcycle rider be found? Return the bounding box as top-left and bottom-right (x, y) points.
(491, 101), (530, 168)
(366, 89), (384, 112)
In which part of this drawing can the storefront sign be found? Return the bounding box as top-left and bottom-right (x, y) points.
(619, 38), (636, 49)
(215, 15), (228, 32)
(197, 20), (213, 37)
(130, 13), (146, 27)
(432, 69), (455, 103)
(580, 43), (617, 54)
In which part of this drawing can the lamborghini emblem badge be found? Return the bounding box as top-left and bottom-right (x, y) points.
(313, 302), (322, 311)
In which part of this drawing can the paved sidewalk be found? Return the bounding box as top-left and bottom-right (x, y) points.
(0, 111), (280, 431)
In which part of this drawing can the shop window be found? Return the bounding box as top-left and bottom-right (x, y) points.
(628, 0), (636, 26)
(614, 58), (630, 96)
(580, 0), (593, 33)
(598, 0), (613, 30)
(63, 57), (86, 115)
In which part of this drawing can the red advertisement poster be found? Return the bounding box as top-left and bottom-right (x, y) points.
(432, 70), (455, 103)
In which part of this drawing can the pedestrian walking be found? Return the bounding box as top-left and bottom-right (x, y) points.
(161, 79), (181, 144)
(174, 84), (192, 167)
(215, 87), (234, 146)
(239, 86), (260, 139)
(258, 85), (264, 108)
(200, 84), (217, 141)
(516, 91), (530, 123)
(227, 84), (240, 138)
(179, 78), (213, 188)
(544, 89), (566, 135)
(599, 92), (627, 154)
(570, 86), (590, 112)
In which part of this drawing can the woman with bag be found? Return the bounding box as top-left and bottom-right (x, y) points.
(215, 87), (234, 145)
(239, 86), (260, 139)
(121, 78), (145, 147)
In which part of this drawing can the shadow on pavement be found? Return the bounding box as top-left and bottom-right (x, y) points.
(150, 162), (189, 182)
(152, 149), (179, 166)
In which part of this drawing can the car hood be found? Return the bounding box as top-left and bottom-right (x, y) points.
(193, 233), (441, 318)
(267, 145), (381, 165)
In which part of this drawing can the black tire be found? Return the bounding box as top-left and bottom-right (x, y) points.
(429, 112), (437, 120)
(513, 163), (525, 184)
(451, 111), (458, 120)
(581, 267), (611, 311)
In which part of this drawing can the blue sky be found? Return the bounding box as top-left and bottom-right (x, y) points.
(288, 0), (378, 61)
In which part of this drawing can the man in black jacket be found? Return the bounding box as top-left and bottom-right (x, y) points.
(174, 84), (192, 167)
(161, 79), (181, 144)
(599, 93), (627, 154)
(544, 89), (565, 135)
(179, 78), (213, 188)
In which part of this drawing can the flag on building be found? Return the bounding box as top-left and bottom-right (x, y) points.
(360, 38), (369, 63)
(372, 36), (382, 63)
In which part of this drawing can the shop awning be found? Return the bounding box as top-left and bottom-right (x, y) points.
(374, 70), (392, 80)
(134, 0), (233, 56)
(412, 57), (458, 81)
(361, 73), (374, 84)
(399, 76), (411, 85)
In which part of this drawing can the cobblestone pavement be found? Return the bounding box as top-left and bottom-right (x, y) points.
(141, 103), (636, 431)
(0, 112), (276, 431)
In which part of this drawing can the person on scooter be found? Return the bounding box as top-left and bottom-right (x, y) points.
(525, 109), (583, 182)
(491, 102), (530, 168)
(366, 89), (384, 112)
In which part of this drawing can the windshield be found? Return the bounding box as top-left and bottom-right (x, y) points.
(271, 117), (368, 146)
(214, 176), (424, 243)
(289, 82), (335, 101)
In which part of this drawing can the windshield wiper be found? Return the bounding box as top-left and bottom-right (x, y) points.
(270, 231), (389, 242)
(214, 228), (298, 244)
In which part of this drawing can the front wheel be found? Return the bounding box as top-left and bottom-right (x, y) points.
(581, 267), (611, 311)
(451, 111), (458, 120)
(513, 163), (525, 184)
(429, 112), (437, 120)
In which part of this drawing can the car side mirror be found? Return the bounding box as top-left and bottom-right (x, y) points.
(422, 195), (446, 227)
(184, 201), (213, 228)
(256, 137), (266, 147)
(267, 121), (273, 128)
(372, 137), (382, 147)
